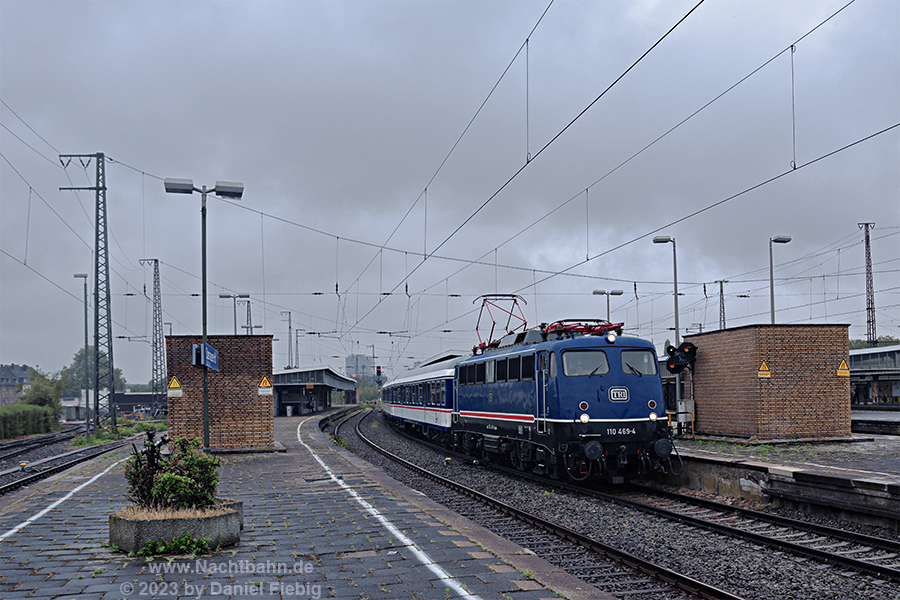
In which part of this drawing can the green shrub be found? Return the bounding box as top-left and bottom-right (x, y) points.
(0, 404), (55, 439)
(134, 530), (214, 557)
(124, 432), (221, 510)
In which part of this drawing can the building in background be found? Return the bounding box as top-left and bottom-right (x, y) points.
(345, 354), (373, 381)
(0, 364), (32, 406)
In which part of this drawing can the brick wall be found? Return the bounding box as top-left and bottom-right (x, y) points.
(686, 324), (850, 439)
(165, 335), (274, 450)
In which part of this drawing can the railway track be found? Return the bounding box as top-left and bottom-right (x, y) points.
(616, 484), (900, 583)
(0, 438), (131, 496)
(339, 408), (743, 600)
(364, 408), (900, 590)
(0, 425), (85, 462)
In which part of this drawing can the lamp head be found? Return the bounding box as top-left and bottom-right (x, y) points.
(164, 178), (195, 194)
(771, 235), (792, 244)
(653, 235), (673, 244)
(214, 181), (244, 199)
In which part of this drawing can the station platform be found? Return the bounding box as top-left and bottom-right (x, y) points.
(669, 430), (900, 526)
(0, 412), (605, 600)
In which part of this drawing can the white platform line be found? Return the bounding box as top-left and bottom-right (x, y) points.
(296, 420), (482, 600)
(0, 458), (126, 542)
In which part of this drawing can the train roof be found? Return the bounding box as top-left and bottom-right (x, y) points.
(465, 320), (652, 358)
(385, 350), (468, 387)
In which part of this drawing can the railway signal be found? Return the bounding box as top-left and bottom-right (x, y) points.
(665, 342), (697, 374)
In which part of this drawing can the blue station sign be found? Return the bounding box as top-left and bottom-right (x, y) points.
(191, 342), (220, 372)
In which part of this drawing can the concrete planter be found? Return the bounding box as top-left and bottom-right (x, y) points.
(109, 499), (243, 554)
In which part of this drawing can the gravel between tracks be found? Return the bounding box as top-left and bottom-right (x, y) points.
(344, 410), (900, 600)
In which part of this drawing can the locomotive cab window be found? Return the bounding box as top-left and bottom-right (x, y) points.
(562, 350), (609, 377)
(621, 350), (658, 376)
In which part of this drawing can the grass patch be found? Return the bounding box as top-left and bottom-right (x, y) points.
(73, 421), (167, 446)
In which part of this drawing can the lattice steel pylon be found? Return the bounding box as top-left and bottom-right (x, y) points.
(60, 153), (117, 433)
(859, 222), (876, 347)
(140, 258), (165, 410)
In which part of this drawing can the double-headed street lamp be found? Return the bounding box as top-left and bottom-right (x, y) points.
(592, 289), (624, 322)
(219, 293), (250, 335)
(164, 178), (244, 451)
(653, 235), (681, 417)
(769, 235), (792, 324)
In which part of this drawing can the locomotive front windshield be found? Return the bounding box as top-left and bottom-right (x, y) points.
(562, 350), (609, 377)
(621, 350), (658, 376)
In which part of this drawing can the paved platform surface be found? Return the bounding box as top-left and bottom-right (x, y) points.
(674, 432), (900, 483)
(0, 412), (608, 600)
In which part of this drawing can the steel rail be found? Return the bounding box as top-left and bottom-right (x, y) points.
(353, 409), (743, 600)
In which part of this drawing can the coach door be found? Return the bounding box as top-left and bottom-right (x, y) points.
(536, 352), (548, 434)
(452, 367), (459, 423)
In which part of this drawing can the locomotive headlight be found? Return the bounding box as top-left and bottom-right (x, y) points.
(579, 413), (590, 423)
(606, 333), (617, 343)
(649, 412), (658, 421)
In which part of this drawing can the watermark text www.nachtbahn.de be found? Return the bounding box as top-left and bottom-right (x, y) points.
(147, 558), (315, 575)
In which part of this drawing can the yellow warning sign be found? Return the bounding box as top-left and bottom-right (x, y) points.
(258, 375), (273, 388)
(167, 376), (183, 397)
(167, 376), (182, 389)
(757, 361), (771, 379)
(836, 359), (850, 377)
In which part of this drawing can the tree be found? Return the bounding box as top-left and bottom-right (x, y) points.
(59, 346), (127, 398)
(353, 377), (381, 403)
(18, 368), (64, 420)
(849, 336), (899, 350)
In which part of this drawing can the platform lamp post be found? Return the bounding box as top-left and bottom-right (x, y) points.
(653, 235), (682, 422)
(164, 178), (244, 451)
(592, 289), (624, 322)
(219, 293), (250, 335)
(74, 273), (90, 442)
(769, 235), (792, 324)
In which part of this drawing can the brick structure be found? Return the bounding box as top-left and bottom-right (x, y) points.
(166, 335), (274, 451)
(685, 324), (850, 439)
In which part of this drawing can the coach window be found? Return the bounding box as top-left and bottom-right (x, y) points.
(521, 354), (535, 380)
(621, 350), (658, 376)
(562, 350), (609, 377)
(496, 358), (508, 382)
(508, 356), (521, 381)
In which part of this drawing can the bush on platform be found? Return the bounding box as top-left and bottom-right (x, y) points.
(109, 431), (242, 555)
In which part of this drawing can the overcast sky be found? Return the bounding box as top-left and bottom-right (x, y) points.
(1, 0), (898, 386)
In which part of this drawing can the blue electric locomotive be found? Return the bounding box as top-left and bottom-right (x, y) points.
(383, 316), (679, 482)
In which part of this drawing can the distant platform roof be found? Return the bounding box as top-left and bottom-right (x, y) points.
(272, 366), (356, 391)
